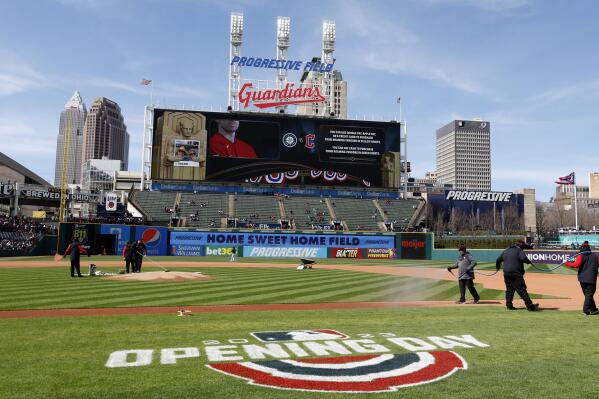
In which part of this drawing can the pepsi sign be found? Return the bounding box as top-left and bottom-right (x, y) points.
(135, 226), (168, 256)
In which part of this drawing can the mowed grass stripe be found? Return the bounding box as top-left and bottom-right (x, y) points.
(232, 274), (398, 305)
(182, 273), (395, 305)
(314, 276), (448, 303)
(0, 268), (309, 300)
(135, 274), (395, 306)
(12, 269), (368, 309)
(1, 270), (353, 309)
(346, 278), (451, 302)
(109, 270), (382, 307)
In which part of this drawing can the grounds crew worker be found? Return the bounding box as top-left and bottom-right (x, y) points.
(64, 238), (89, 278)
(448, 245), (480, 304)
(496, 240), (539, 311)
(133, 239), (147, 273)
(564, 246), (599, 315)
(122, 241), (135, 274)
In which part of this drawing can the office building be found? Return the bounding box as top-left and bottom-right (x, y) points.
(81, 97), (129, 177)
(54, 91), (87, 186)
(436, 120), (491, 190)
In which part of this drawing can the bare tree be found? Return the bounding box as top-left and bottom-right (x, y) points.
(503, 203), (523, 233)
(535, 201), (547, 243)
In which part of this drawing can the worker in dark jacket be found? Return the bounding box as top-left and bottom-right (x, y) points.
(133, 239), (147, 273)
(122, 241), (135, 273)
(448, 245), (480, 304)
(564, 249), (599, 315)
(64, 238), (89, 277)
(496, 240), (539, 311)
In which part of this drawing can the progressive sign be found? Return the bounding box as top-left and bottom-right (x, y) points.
(445, 190), (513, 202)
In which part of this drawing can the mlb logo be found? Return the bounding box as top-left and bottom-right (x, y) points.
(251, 329), (348, 342)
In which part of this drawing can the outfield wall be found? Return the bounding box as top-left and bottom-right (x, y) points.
(432, 249), (502, 263)
(58, 223), (435, 260)
(432, 248), (583, 265)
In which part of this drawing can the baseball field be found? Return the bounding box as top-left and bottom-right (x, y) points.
(0, 256), (596, 399)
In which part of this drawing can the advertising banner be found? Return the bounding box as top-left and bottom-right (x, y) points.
(205, 246), (239, 256)
(399, 233), (427, 260)
(170, 244), (204, 256)
(365, 248), (397, 259)
(235, 222), (281, 229)
(331, 248), (362, 258)
(100, 225), (132, 254)
(152, 182), (402, 199)
(58, 223), (97, 254)
(135, 226), (168, 256)
(244, 246), (327, 258)
(194, 232), (395, 248)
(169, 231), (203, 256)
(524, 250), (586, 265)
(151, 110), (402, 188)
(559, 234), (599, 247)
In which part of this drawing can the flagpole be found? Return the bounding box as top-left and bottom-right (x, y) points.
(574, 181), (579, 230)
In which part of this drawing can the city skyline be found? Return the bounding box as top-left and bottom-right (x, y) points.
(1, 1), (599, 200)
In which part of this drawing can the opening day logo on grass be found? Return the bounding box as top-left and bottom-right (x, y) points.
(105, 329), (489, 393)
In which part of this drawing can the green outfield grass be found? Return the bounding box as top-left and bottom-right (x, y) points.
(0, 265), (555, 311)
(0, 255), (578, 275)
(1, 306), (597, 399)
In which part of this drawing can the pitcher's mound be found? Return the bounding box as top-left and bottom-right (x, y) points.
(104, 271), (212, 282)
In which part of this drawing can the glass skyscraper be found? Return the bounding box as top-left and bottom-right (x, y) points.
(53, 91), (87, 186)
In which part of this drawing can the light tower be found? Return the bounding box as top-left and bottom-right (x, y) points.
(228, 12), (244, 111)
(276, 16), (290, 113)
(322, 20), (335, 116)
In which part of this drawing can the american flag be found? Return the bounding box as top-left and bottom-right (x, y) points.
(555, 172), (575, 185)
(140, 78), (152, 86)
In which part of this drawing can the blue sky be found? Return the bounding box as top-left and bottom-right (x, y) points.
(1, 0), (598, 201)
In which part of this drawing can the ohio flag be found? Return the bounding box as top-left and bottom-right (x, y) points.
(555, 172), (575, 185)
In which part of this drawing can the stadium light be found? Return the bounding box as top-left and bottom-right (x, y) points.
(322, 20), (335, 48)
(230, 12), (244, 36)
(229, 12), (244, 110)
(277, 16), (290, 40)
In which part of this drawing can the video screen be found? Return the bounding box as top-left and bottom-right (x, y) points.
(151, 109), (402, 188)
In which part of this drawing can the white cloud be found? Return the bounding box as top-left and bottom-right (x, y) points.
(420, 0), (532, 13)
(524, 79), (599, 108)
(335, 0), (485, 95)
(85, 77), (148, 95)
(0, 53), (50, 96)
(0, 119), (55, 156)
